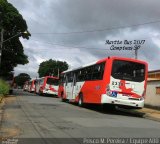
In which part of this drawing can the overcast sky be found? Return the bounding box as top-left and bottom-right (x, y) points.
(8, 0), (160, 78)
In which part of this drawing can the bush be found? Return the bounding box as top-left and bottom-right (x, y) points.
(0, 79), (10, 96)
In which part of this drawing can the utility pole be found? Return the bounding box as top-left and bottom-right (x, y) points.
(0, 8), (3, 77)
(0, 28), (4, 66)
(134, 45), (141, 59)
(135, 48), (138, 59)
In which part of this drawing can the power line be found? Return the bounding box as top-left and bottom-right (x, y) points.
(23, 47), (135, 57)
(29, 39), (110, 50)
(31, 19), (160, 35)
(29, 33), (156, 51)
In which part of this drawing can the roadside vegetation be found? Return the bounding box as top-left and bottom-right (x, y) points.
(0, 0), (30, 101)
(0, 79), (9, 102)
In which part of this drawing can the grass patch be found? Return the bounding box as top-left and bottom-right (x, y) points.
(0, 79), (10, 103)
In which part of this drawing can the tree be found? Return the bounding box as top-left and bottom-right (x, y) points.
(14, 73), (31, 87)
(38, 59), (69, 77)
(0, 0), (31, 78)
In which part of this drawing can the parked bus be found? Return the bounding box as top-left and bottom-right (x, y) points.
(58, 56), (148, 109)
(35, 76), (59, 96)
(28, 79), (36, 92)
(23, 81), (29, 91)
(35, 78), (41, 94)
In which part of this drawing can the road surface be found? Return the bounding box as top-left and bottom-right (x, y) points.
(1, 89), (160, 144)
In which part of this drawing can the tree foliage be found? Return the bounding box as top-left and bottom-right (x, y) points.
(0, 0), (31, 78)
(14, 73), (31, 87)
(38, 59), (69, 77)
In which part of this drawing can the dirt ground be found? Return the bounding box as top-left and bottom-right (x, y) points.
(0, 96), (20, 140)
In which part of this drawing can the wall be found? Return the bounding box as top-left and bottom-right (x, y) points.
(145, 81), (160, 106)
(148, 73), (160, 79)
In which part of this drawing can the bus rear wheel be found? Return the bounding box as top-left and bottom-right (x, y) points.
(102, 104), (116, 111)
(61, 92), (66, 102)
(39, 90), (43, 96)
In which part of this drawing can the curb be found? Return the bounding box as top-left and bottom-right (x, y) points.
(143, 113), (160, 122)
(0, 96), (5, 109)
(0, 96), (4, 103)
(0, 97), (5, 132)
(117, 107), (160, 122)
(117, 107), (146, 117)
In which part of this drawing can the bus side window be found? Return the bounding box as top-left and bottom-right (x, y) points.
(92, 63), (105, 80)
(65, 74), (68, 86)
(75, 71), (79, 82)
(73, 73), (76, 86)
(79, 68), (85, 81)
(77, 70), (83, 82)
(85, 66), (93, 81)
(82, 68), (87, 81)
(67, 72), (73, 83)
(92, 65), (100, 80)
(62, 75), (65, 83)
(100, 62), (105, 79)
(40, 79), (44, 85)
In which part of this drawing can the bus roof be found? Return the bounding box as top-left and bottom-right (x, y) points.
(38, 76), (59, 79)
(97, 56), (148, 64)
(63, 56), (148, 73)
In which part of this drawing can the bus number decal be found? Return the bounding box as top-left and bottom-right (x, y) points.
(112, 81), (124, 88)
(112, 81), (120, 86)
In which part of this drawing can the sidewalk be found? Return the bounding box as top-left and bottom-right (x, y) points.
(118, 106), (160, 122)
(0, 98), (5, 133)
(137, 107), (160, 122)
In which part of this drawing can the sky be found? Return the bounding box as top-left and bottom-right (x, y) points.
(8, 0), (160, 78)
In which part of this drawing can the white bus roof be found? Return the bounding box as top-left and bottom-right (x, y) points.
(63, 61), (97, 73)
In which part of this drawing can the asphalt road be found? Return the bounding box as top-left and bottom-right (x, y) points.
(1, 89), (160, 144)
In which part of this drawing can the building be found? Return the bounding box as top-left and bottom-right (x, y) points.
(148, 69), (160, 79)
(145, 70), (160, 107)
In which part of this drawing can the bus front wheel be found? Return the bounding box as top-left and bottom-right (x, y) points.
(61, 92), (66, 102)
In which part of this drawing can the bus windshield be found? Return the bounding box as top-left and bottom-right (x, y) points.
(46, 78), (59, 86)
(111, 60), (145, 82)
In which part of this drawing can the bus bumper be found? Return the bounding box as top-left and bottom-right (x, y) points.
(101, 94), (144, 108)
(43, 90), (58, 95)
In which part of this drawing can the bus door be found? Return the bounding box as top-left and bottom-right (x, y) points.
(64, 75), (68, 98)
(65, 73), (73, 99)
(36, 79), (41, 93)
(72, 71), (82, 100)
(72, 73), (77, 99)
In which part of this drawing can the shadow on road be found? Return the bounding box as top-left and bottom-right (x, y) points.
(69, 103), (146, 118)
(13, 89), (59, 98)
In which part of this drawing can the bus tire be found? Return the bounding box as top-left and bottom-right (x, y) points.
(61, 92), (66, 102)
(78, 94), (84, 107)
(39, 91), (43, 96)
(103, 104), (116, 111)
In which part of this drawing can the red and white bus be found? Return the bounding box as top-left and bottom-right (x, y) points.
(58, 56), (148, 109)
(28, 79), (36, 92)
(35, 76), (59, 96)
(23, 81), (29, 91)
